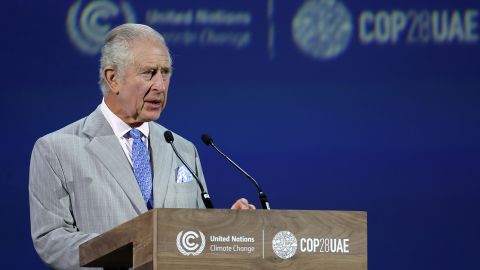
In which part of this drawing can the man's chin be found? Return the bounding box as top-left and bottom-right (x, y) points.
(140, 112), (162, 123)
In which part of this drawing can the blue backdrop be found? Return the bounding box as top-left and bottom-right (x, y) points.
(1, 0), (479, 269)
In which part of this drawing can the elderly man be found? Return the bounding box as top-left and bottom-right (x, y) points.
(29, 23), (253, 270)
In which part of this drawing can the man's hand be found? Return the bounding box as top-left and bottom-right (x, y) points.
(230, 198), (256, 210)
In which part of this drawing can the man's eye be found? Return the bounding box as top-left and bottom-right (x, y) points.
(161, 67), (171, 76)
(144, 69), (157, 79)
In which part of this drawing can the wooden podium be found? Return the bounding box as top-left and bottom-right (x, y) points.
(80, 209), (367, 269)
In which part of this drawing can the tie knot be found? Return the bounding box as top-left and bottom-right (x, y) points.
(129, 128), (142, 140)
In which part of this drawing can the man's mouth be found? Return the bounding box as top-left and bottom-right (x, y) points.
(146, 100), (161, 104)
(144, 99), (163, 109)
(143, 92), (166, 110)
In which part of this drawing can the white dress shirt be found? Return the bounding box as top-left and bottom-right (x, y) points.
(100, 99), (150, 166)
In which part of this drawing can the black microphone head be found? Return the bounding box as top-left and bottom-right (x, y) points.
(201, 134), (213, 146)
(164, 131), (174, 143)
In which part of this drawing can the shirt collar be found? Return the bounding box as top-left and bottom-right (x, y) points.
(100, 99), (150, 139)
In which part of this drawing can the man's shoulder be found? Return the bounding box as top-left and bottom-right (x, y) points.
(34, 117), (88, 146)
(55, 117), (89, 135)
(35, 108), (103, 147)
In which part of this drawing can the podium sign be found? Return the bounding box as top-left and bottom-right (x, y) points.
(80, 209), (367, 269)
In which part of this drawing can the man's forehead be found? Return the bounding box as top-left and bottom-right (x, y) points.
(130, 43), (168, 56)
(130, 41), (170, 66)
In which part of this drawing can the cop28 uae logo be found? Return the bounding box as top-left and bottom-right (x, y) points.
(66, 0), (136, 55)
(292, 0), (353, 60)
(272, 231), (298, 259)
(176, 231), (206, 256)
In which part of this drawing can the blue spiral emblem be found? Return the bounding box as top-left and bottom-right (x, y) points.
(66, 0), (136, 54)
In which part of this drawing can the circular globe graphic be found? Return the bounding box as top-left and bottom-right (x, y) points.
(272, 231), (298, 259)
(292, 0), (353, 60)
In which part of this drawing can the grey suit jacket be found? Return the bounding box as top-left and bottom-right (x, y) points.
(29, 107), (207, 270)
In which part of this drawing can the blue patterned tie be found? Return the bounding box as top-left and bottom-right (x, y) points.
(129, 128), (153, 209)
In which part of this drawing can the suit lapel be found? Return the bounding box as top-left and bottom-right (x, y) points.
(149, 123), (174, 208)
(82, 108), (148, 214)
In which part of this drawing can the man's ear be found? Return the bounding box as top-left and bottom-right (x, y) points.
(104, 67), (119, 94)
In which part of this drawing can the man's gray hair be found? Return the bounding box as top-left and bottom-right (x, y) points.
(98, 23), (172, 96)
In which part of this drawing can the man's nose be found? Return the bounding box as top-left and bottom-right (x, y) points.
(152, 73), (167, 90)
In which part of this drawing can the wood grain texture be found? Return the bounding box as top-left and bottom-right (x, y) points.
(80, 210), (155, 268)
(80, 209), (367, 270)
(155, 209), (366, 270)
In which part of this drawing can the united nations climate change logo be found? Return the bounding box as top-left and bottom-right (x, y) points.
(292, 0), (353, 60)
(272, 231), (298, 259)
(66, 0), (136, 55)
(176, 231), (206, 256)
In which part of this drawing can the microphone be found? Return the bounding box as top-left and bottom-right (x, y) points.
(164, 131), (214, 209)
(201, 134), (271, 210)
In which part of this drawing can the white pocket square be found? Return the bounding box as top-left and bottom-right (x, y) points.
(176, 165), (194, 183)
